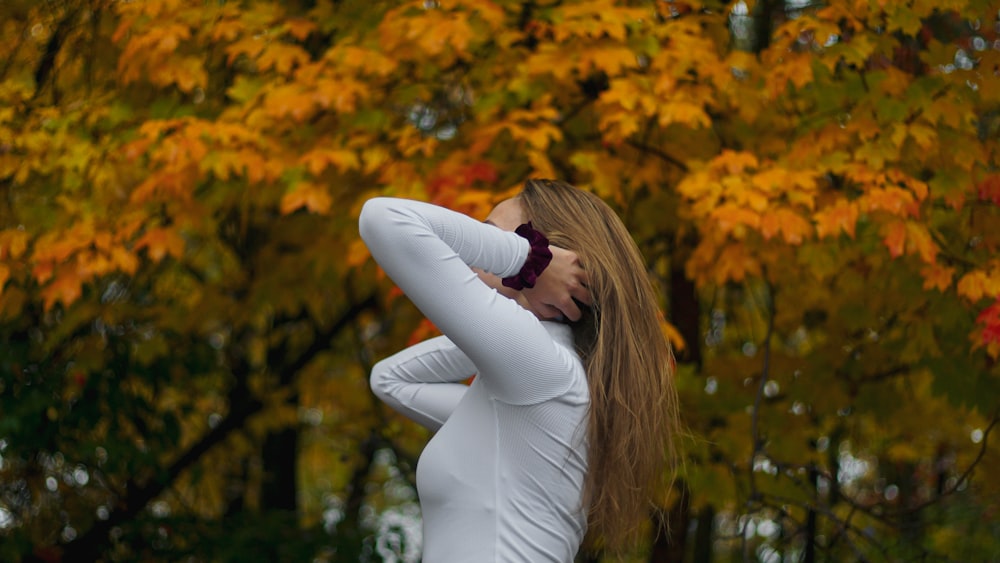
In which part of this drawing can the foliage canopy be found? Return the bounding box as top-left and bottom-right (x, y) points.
(1, 0), (998, 560)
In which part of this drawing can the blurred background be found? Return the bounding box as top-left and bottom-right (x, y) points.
(0, 0), (998, 561)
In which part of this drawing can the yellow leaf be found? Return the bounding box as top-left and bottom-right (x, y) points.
(346, 239), (370, 268)
(362, 146), (391, 175)
(921, 263), (954, 292)
(908, 123), (937, 150)
(660, 316), (686, 353)
(110, 247), (139, 275)
(814, 199), (859, 238)
(957, 271), (1000, 303)
(713, 150), (759, 175)
(226, 37), (267, 65)
(657, 101), (711, 129)
(300, 148), (360, 176)
(583, 45), (636, 76)
(904, 222), (937, 264)
(211, 18), (243, 42)
(280, 183), (332, 215)
(258, 43), (311, 75)
(527, 150), (557, 179)
(0, 229), (28, 260)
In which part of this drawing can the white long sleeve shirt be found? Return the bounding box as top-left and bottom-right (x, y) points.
(359, 197), (590, 562)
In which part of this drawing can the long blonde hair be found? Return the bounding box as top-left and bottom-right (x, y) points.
(519, 179), (681, 553)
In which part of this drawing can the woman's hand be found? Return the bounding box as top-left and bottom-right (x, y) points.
(521, 246), (591, 321)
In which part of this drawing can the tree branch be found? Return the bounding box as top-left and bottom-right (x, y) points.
(625, 139), (689, 173)
(61, 294), (378, 561)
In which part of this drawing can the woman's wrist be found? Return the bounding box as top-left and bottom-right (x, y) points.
(502, 222), (553, 290)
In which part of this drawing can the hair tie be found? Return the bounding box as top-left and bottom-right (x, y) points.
(502, 222), (552, 290)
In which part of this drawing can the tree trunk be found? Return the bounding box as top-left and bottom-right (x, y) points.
(260, 425), (299, 511)
(692, 504), (715, 563)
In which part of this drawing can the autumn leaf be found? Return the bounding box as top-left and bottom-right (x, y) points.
(134, 227), (186, 262)
(813, 199), (859, 238)
(41, 267), (83, 311)
(299, 148), (360, 176)
(957, 270), (1000, 303)
(0, 263), (10, 292)
(882, 220), (907, 258)
(975, 299), (1000, 355)
(921, 263), (955, 292)
(977, 174), (1000, 205)
(280, 183), (332, 215)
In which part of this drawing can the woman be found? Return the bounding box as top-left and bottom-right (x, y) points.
(359, 179), (680, 561)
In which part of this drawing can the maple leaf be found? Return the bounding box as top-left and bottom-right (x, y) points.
(760, 208), (813, 245)
(904, 222), (938, 264)
(713, 150), (759, 175)
(346, 239), (370, 268)
(862, 187), (919, 217)
(712, 204), (761, 239)
(284, 18), (317, 41)
(300, 148), (360, 176)
(41, 267), (83, 311)
(921, 263), (955, 292)
(0, 229), (28, 260)
(977, 174), (1000, 205)
(974, 299), (1000, 356)
(882, 220), (907, 258)
(582, 45), (636, 77)
(258, 43), (311, 75)
(135, 227), (186, 262)
(280, 183), (332, 215)
(957, 270), (1000, 303)
(659, 315), (686, 353)
(0, 263), (10, 293)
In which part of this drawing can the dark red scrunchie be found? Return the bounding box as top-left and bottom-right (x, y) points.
(502, 222), (553, 290)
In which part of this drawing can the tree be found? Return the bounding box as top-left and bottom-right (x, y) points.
(0, 0), (997, 561)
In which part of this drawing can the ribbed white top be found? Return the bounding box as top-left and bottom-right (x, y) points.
(360, 197), (589, 562)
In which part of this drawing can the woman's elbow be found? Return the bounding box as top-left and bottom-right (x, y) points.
(358, 197), (393, 244)
(368, 359), (395, 402)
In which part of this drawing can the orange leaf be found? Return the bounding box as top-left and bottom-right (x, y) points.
(921, 263), (954, 292)
(42, 268), (83, 311)
(134, 228), (185, 262)
(814, 199), (859, 238)
(280, 183), (332, 215)
(0, 229), (28, 260)
(0, 263), (10, 292)
(862, 187), (918, 217)
(346, 239), (371, 268)
(711, 204), (760, 236)
(285, 18), (317, 41)
(882, 220), (906, 258)
(773, 208), (812, 245)
(110, 247), (139, 275)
